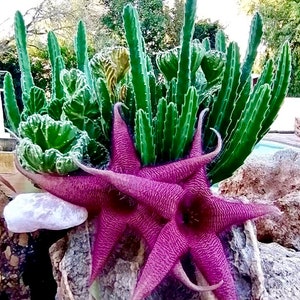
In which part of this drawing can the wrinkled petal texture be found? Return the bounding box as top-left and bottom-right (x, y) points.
(15, 102), (279, 300)
(132, 221), (188, 300)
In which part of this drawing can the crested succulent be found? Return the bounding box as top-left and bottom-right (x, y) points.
(2, 0), (290, 298)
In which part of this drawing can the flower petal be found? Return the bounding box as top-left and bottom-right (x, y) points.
(190, 234), (237, 300)
(128, 205), (163, 250)
(15, 157), (108, 213)
(109, 103), (141, 173)
(132, 220), (188, 300)
(172, 262), (223, 292)
(207, 196), (281, 233)
(74, 160), (183, 219)
(90, 207), (127, 283)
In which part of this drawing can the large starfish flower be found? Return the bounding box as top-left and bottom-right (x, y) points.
(73, 109), (279, 300)
(130, 111), (280, 300)
(15, 103), (221, 289)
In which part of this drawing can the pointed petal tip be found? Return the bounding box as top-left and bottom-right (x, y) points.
(199, 107), (209, 119)
(195, 108), (209, 137)
(114, 101), (128, 115)
(0, 175), (16, 194)
(88, 275), (96, 287)
(251, 203), (283, 220)
(209, 127), (222, 155)
(173, 263), (223, 292)
(266, 204), (283, 217)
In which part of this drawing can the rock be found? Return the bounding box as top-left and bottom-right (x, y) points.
(0, 189), (31, 300)
(222, 222), (268, 300)
(220, 149), (300, 200)
(256, 191), (300, 250)
(220, 149), (300, 250)
(3, 193), (88, 233)
(49, 222), (91, 300)
(259, 242), (300, 299)
(50, 217), (271, 300)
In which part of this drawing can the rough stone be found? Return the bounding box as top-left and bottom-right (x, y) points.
(50, 221), (92, 300)
(4, 192), (88, 233)
(295, 117), (300, 137)
(50, 217), (271, 300)
(220, 149), (300, 250)
(0, 190), (31, 300)
(220, 149), (300, 200)
(260, 242), (300, 299)
(255, 191), (300, 250)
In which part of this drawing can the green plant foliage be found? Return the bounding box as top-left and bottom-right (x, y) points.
(204, 17), (291, 183)
(3, 13), (120, 173)
(122, 0), (291, 182)
(48, 32), (66, 100)
(22, 86), (48, 119)
(3, 0), (291, 184)
(14, 11), (34, 96)
(238, 0), (300, 96)
(123, 4), (155, 162)
(75, 21), (93, 89)
(193, 19), (225, 49)
(17, 114), (89, 174)
(3, 73), (21, 133)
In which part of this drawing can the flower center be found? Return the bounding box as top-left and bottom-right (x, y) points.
(176, 192), (206, 232)
(107, 189), (137, 213)
(182, 207), (201, 227)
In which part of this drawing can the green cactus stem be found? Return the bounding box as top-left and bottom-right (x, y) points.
(3, 73), (21, 133)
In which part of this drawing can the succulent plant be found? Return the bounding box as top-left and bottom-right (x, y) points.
(4, 1), (291, 182)
(2, 0), (291, 299)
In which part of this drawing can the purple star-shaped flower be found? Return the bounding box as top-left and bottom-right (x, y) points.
(129, 110), (280, 300)
(15, 103), (222, 290)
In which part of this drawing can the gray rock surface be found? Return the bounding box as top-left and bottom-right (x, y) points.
(260, 242), (300, 299)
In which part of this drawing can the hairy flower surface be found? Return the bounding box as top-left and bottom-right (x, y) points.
(16, 103), (279, 299)
(16, 103), (222, 289)
(130, 111), (280, 300)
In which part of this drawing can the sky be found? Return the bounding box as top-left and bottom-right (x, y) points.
(0, 0), (251, 56)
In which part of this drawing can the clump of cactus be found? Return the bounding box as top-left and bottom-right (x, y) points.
(3, 0), (291, 183)
(4, 13), (130, 174)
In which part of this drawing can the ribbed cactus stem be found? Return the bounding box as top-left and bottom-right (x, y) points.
(239, 12), (263, 88)
(75, 21), (93, 89)
(47, 31), (65, 100)
(175, 0), (197, 111)
(135, 109), (156, 164)
(209, 84), (272, 183)
(171, 86), (199, 159)
(14, 11), (34, 96)
(161, 102), (178, 161)
(258, 42), (291, 138)
(3, 73), (21, 133)
(215, 30), (226, 52)
(205, 42), (241, 148)
(123, 4), (152, 117)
